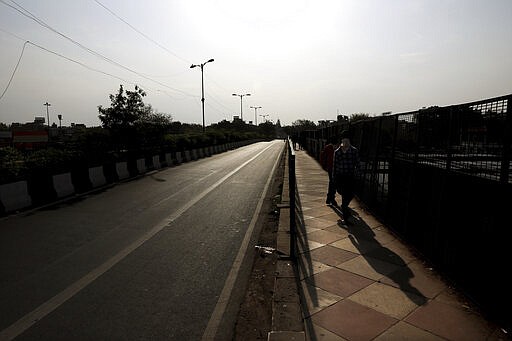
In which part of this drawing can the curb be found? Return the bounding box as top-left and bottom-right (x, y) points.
(268, 150), (305, 341)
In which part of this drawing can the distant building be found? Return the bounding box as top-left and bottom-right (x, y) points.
(5, 116), (87, 150)
(0, 131), (12, 147)
(12, 130), (48, 150)
(34, 116), (45, 125)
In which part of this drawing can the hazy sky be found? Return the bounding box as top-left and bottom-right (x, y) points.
(1, 0), (511, 127)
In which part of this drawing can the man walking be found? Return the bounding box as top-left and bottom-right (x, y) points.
(320, 137), (338, 206)
(333, 130), (360, 220)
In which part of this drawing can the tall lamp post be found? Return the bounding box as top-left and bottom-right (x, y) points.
(43, 101), (51, 128)
(250, 106), (262, 125)
(232, 93), (251, 121)
(190, 58), (214, 132)
(259, 114), (269, 123)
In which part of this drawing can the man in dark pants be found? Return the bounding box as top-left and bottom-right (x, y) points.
(333, 130), (360, 220)
(320, 137), (338, 206)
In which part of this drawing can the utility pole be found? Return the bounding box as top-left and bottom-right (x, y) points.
(43, 101), (51, 128)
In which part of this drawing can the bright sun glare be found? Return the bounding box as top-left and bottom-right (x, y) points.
(183, 0), (339, 60)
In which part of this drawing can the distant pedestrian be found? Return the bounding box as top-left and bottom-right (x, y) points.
(320, 137), (338, 206)
(333, 130), (360, 220)
(291, 134), (298, 150)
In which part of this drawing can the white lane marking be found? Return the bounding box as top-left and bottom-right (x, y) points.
(0, 142), (277, 341)
(201, 141), (283, 340)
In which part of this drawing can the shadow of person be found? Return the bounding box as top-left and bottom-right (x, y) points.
(335, 206), (427, 306)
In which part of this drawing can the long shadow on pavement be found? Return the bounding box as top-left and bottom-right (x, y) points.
(333, 206), (428, 306)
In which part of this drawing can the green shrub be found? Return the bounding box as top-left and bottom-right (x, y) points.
(0, 147), (27, 184)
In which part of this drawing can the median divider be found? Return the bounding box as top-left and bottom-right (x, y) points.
(0, 140), (261, 216)
(53, 173), (75, 198)
(0, 181), (32, 213)
(152, 155), (161, 170)
(116, 161), (130, 180)
(89, 166), (107, 188)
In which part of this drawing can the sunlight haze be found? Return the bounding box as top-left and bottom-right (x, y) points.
(1, 0), (511, 127)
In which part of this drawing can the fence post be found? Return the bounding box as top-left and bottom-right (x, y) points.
(446, 106), (454, 172)
(500, 95), (512, 183)
(288, 138), (297, 260)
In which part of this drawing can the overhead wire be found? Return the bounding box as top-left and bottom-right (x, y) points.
(0, 27), (198, 103)
(0, 0), (237, 123)
(92, 0), (191, 66)
(92, 0), (237, 113)
(0, 40), (27, 101)
(0, 0), (195, 98)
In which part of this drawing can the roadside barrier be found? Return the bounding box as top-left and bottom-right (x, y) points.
(89, 166), (107, 188)
(152, 155), (161, 170)
(136, 158), (146, 174)
(0, 181), (32, 213)
(53, 173), (75, 198)
(0, 140), (261, 216)
(116, 162), (130, 180)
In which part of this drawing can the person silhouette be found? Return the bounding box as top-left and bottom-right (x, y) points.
(332, 130), (359, 220)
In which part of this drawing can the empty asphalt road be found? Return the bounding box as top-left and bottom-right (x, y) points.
(0, 140), (284, 340)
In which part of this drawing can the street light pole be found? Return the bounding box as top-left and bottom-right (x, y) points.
(190, 58), (214, 132)
(232, 93), (251, 121)
(259, 114), (269, 123)
(43, 101), (51, 128)
(250, 106), (262, 125)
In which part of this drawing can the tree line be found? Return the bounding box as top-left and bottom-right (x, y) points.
(0, 85), (374, 184)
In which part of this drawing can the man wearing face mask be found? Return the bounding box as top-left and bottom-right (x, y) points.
(332, 130), (360, 220)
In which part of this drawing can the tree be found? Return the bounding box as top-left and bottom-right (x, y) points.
(98, 85), (147, 130)
(291, 119), (317, 131)
(98, 85), (149, 150)
(350, 113), (371, 123)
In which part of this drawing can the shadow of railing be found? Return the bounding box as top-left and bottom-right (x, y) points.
(287, 139), (320, 320)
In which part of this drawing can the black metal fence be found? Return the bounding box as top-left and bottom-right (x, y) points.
(301, 94), (512, 330)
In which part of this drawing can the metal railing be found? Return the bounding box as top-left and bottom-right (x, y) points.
(298, 94), (512, 330)
(287, 137), (297, 260)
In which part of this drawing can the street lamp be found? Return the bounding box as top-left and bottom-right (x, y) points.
(250, 106), (262, 125)
(259, 114), (269, 123)
(232, 93), (251, 121)
(190, 58), (214, 132)
(43, 101), (51, 128)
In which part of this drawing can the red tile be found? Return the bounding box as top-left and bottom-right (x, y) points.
(309, 245), (358, 266)
(405, 300), (495, 340)
(306, 267), (373, 297)
(311, 299), (397, 341)
(307, 230), (344, 245)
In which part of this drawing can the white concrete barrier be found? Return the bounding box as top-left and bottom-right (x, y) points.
(165, 153), (173, 166)
(136, 158), (146, 174)
(116, 161), (130, 180)
(152, 155), (161, 169)
(0, 181), (32, 213)
(184, 150), (191, 162)
(89, 166), (106, 188)
(176, 152), (183, 164)
(52, 173), (75, 198)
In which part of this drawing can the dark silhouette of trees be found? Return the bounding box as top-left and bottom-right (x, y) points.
(97, 85), (173, 151)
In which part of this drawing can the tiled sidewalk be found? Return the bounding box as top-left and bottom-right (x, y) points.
(293, 150), (507, 341)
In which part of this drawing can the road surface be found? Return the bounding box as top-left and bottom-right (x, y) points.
(0, 140), (284, 340)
